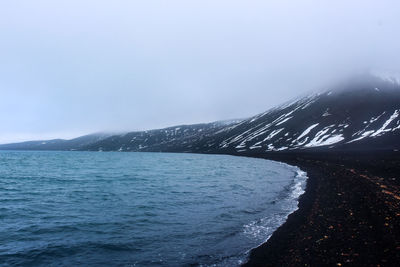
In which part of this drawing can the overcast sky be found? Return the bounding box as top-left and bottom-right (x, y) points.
(0, 0), (399, 143)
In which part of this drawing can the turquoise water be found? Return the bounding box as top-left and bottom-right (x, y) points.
(0, 151), (306, 266)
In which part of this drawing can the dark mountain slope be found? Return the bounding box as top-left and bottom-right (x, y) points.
(1, 74), (399, 153)
(83, 120), (242, 152)
(0, 133), (112, 151)
(79, 74), (400, 153)
(191, 74), (400, 154)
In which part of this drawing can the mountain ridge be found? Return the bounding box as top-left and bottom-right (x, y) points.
(1, 74), (399, 153)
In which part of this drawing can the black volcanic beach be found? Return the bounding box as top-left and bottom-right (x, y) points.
(2, 1), (400, 266)
(243, 151), (400, 266)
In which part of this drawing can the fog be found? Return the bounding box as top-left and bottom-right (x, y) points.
(0, 0), (399, 143)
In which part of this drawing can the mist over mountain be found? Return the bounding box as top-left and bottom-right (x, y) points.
(1, 1), (400, 144)
(2, 73), (399, 153)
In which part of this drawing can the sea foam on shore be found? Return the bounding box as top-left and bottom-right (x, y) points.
(239, 165), (308, 265)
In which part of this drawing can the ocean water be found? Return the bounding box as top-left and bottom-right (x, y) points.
(0, 151), (306, 266)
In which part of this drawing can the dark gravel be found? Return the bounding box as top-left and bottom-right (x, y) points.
(242, 151), (400, 267)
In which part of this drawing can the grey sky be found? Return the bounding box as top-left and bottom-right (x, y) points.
(1, 0), (399, 143)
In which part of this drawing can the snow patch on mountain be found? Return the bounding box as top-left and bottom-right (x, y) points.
(296, 124), (319, 141)
(371, 110), (399, 137)
(371, 70), (400, 85)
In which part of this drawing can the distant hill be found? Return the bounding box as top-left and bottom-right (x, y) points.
(0, 133), (112, 151)
(81, 120), (242, 152)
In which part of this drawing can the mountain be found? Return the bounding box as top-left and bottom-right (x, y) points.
(1, 73), (399, 153)
(193, 73), (400, 154)
(80, 73), (400, 153)
(83, 120), (243, 152)
(0, 133), (112, 151)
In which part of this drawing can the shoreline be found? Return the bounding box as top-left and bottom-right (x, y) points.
(240, 162), (309, 262)
(2, 150), (399, 265)
(241, 151), (400, 266)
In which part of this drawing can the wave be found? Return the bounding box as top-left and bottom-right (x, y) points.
(240, 164), (308, 263)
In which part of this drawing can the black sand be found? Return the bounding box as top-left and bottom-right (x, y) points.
(242, 151), (400, 266)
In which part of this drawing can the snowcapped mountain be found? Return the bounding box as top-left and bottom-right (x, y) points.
(79, 73), (400, 153)
(83, 120), (242, 152)
(195, 73), (400, 153)
(1, 73), (399, 153)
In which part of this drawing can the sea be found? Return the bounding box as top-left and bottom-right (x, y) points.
(0, 151), (307, 266)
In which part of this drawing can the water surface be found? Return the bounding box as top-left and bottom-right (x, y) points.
(0, 151), (306, 266)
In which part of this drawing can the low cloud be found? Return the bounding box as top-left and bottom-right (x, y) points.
(0, 0), (399, 143)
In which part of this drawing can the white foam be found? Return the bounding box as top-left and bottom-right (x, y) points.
(243, 164), (307, 248)
(291, 170), (307, 199)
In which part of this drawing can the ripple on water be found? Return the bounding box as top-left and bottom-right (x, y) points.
(0, 151), (307, 267)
